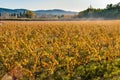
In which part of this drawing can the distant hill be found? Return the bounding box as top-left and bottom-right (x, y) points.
(1, 2), (120, 20)
(35, 9), (77, 15)
(0, 8), (27, 14)
(78, 2), (120, 19)
(0, 8), (77, 16)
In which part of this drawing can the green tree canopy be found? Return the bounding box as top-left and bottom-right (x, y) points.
(25, 10), (36, 18)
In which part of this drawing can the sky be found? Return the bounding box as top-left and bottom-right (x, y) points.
(0, 0), (120, 12)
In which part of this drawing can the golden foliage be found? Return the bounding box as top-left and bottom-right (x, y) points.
(0, 21), (120, 79)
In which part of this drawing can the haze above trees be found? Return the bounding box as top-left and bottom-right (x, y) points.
(78, 2), (120, 19)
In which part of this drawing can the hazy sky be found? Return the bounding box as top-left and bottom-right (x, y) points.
(0, 0), (120, 11)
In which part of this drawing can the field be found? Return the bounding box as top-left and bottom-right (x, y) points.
(0, 21), (120, 80)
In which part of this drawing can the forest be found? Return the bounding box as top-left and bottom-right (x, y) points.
(78, 2), (120, 19)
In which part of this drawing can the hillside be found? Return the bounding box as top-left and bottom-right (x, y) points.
(0, 8), (77, 16)
(1, 2), (120, 20)
(35, 9), (77, 15)
(78, 2), (120, 19)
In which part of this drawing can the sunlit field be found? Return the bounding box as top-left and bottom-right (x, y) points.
(0, 21), (120, 80)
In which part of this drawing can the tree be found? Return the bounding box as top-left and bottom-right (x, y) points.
(0, 13), (1, 16)
(3, 12), (9, 19)
(13, 13), (16, 16)
(106, 4), (113, 9)
(25, 10), (36, 18)
(19, 12), (23, 18)
(114, 2), (120, 9)
(17, 14), (19, 18)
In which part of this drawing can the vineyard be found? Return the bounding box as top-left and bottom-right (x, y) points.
(0, 21), (120, 80)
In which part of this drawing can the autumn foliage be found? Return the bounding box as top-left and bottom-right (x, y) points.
(0, 21), (120, 80)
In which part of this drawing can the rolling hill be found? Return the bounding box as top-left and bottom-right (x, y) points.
(0, 8), (77, 16)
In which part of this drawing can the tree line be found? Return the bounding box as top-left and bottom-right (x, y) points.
(0, 10), (36, 19)
(78, 2), (120, 19)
